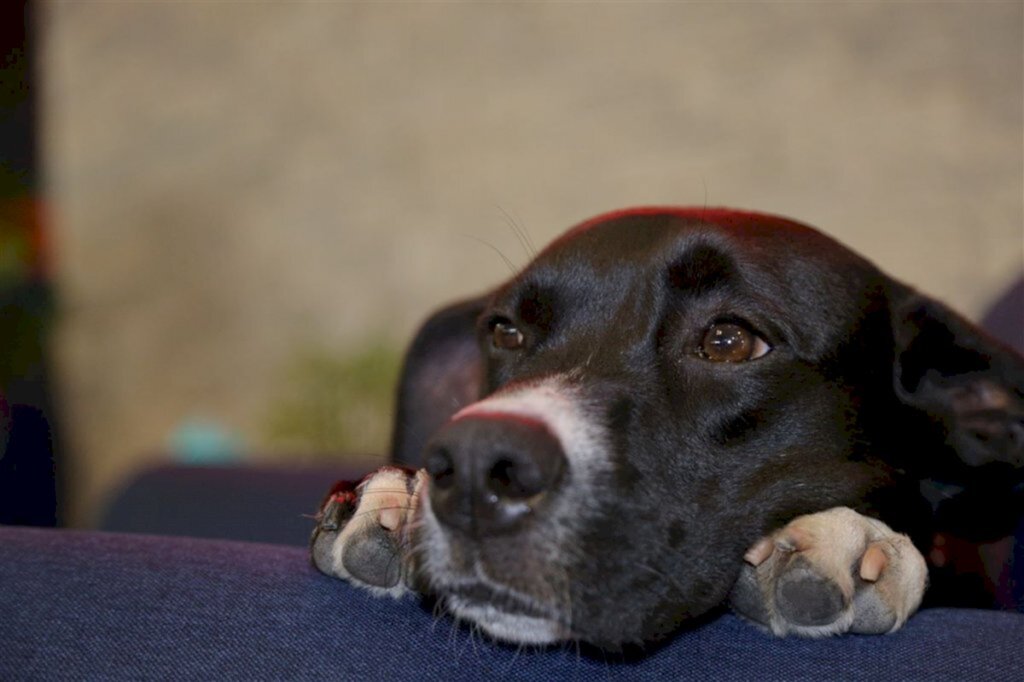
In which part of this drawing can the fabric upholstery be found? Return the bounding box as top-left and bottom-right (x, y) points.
(1, 526), (1021, 681)
(99, 463), (366, 547)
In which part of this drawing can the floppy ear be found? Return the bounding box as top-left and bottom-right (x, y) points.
(389, 296), (488, 468)
(891, 285), (1024, 479)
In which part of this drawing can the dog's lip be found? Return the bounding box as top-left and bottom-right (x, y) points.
(442, 582), (573, 645)
(441, 580), (565, 623)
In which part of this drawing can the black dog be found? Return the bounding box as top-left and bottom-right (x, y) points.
(311, 207), (1023, 649)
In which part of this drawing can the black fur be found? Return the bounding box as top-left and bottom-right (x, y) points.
(389, 208), (1023, 646)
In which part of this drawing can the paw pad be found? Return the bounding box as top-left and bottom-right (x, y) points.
(774, 561), (847, 627)
(732, 507), (927, 637)
(310, 467), (426, 597)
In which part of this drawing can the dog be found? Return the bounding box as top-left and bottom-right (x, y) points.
(310, 207), (1023, 650)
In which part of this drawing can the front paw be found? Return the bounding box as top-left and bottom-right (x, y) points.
(731, 507), (928, 637)
(311, 467), (426, 596)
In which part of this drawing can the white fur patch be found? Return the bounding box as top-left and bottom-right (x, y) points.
(418, 376), (611, 642)
(446, 597), (568, 645)
(450, 377), (611, 483)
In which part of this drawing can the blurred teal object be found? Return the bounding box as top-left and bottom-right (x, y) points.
(168, 418), (243, 465)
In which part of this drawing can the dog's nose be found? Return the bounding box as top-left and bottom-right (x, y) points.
(423, 414), (566, 536)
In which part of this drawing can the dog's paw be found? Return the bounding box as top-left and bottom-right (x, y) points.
(310, 466), (426, 597)
(730, 507), (928, 637)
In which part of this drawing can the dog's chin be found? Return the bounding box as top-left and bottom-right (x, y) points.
(445, 595), (570, 645)
(417, 506), (574, 645)
(428, 574), (574, 645)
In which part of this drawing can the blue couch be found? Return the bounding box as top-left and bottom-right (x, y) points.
(0, 458), (1021, 680)
(2, 524), (1022, 681)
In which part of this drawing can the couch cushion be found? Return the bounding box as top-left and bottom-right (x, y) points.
(1, 526), (1021, 680)
(98, 463), (368, 546)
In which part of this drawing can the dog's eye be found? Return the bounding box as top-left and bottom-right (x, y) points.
(491, 320), (525, 351)
(699, 323), (771, 362)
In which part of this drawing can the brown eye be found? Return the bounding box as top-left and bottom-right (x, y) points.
(699, 323), (771, 362)
(492, 320), (525, 351)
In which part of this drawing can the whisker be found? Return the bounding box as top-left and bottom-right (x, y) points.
(496, 203), (536, 259)
(511, 207), (536, 255)
(460, 233), (517, 274)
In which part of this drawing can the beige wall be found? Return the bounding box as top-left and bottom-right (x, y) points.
(40, 2), (1023, 524)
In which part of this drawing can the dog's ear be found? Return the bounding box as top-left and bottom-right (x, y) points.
(891, 284), (1024, 478)
(389, 296), (488, 468)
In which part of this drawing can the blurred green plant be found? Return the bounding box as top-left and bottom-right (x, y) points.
(264, 341), (403, 456)
(0, 227), (30, 285)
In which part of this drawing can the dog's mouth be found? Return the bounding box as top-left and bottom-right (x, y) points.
(438, 578), (572, 645)
(447, 581), (556, 620)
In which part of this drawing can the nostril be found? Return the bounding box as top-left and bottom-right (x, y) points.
(487, 458), (524, 498)
(424, 415), (569, 535)
(425, 447), (455, 490)
(487, 454), (547, 500)
(489, 458), (514, 491)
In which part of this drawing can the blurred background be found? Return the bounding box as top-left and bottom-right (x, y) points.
(0, 2), (1020, 531)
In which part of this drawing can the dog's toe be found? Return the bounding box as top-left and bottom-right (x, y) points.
(850, 583), (899, 634)
(732, 507), (927, 637)
(310, 467), (425, 596)
(310, 493), (354, 578)
(311, 524), (341, 577)
(341, 524), (404, 588)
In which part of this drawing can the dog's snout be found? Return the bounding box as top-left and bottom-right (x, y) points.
(424, 415), (566, 536)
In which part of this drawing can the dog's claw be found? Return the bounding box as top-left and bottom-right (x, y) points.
(311, 467), (425, 597)
(743, 536), (775, 566)
(731, 507), (928, 637)
(317, 498), (341, 532)
(859, 542), (888, 582)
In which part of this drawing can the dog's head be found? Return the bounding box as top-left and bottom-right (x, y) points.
(392, 208), (1023, 648)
